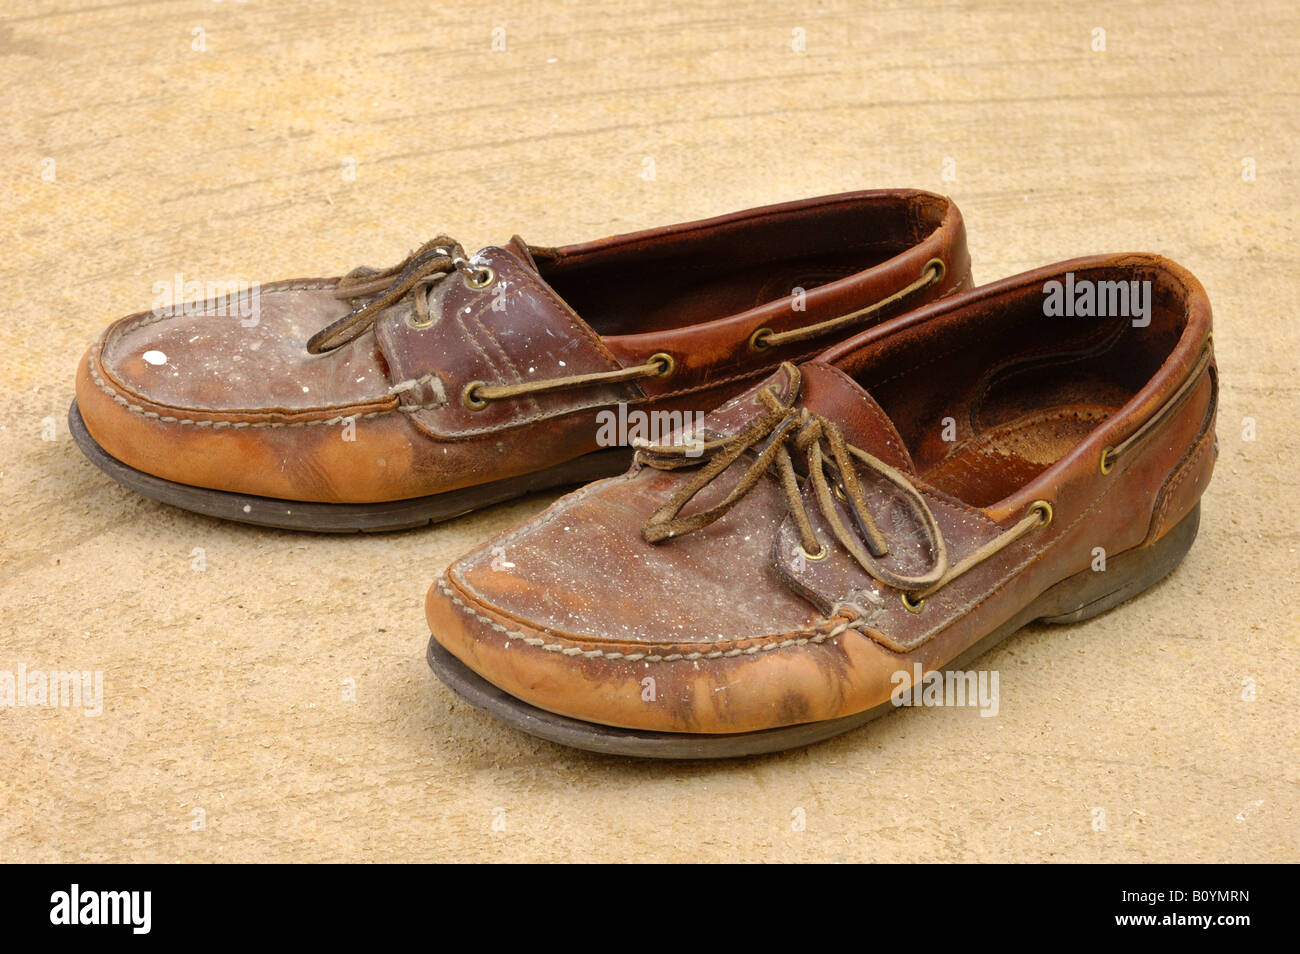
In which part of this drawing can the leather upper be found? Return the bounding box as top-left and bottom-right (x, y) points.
(76, 190), (971, 503)
(427, 254), (1217, 734)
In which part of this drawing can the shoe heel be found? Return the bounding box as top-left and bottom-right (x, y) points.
(1034, 504), (1201, 625)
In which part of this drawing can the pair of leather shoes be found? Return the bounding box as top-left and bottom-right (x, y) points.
(72, 190), (1216, 757)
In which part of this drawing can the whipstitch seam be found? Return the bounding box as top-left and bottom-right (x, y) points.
(90, 355), (442, 427)
(437, 576), (864, 663)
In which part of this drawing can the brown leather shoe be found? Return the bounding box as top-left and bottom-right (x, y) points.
(70, 190), (969, 531)
(426, 254), (1216, 757)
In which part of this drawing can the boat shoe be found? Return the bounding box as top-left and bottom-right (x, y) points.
(70, 190), (969, 531)
(425, 254), (1217, 757)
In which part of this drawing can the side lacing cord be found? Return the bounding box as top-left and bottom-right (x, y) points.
(307, 237), (491, 355)
(636, 363), (1053, 604)
(750, 258), (946, 351)
(461, 354), (673, 410)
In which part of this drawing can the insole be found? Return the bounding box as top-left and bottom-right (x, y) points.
(922, 404), (1118, 508)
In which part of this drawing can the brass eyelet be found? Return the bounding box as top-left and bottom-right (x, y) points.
(833, 483), (847, 502)
(1099, 446), (1115, 475)
(648, 352), (675, 378)
(1030, 500), (1053, 527)
(923, 257), (946, 284)
(748, 327), (773, 352)
(407, 311), (436, 329)
(799, 543), (828, 562)
(463, 265), (495, 290)
(901, 592), (926, 613)
(461, 381), (488, 410)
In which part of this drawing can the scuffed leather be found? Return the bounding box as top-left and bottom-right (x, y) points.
(76, 190), (970, 503)
(375, 246), (640, 440)
(427, 253), (1217, 734)
(97, 279), (385, 413)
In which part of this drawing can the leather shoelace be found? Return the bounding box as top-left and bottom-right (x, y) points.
(749, 258), (945, 351)
(307, 237), (490, 354)
(638, 364), (1052, 604)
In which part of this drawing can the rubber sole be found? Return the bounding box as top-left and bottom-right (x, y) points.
(427, 503), (1201, 758)
(69, 399), (634, 533)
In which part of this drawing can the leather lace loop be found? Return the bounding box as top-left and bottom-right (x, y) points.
(307, 237), (490, 355)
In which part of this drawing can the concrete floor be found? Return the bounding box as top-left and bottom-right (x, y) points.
(1, 0), (1296, 862)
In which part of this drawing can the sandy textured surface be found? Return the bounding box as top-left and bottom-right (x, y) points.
(1, 0), (1296, 862)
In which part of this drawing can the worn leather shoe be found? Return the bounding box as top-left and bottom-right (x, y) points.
(426, 254), (1216, 757)
(71, 190), (969, 530)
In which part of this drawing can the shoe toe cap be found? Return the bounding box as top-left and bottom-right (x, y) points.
(95, 281), (387, 414)
(426, 472), (905, 734)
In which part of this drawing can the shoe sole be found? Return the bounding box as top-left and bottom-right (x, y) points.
(427, 503), (1201, 758)
(68, 399), (634, 533)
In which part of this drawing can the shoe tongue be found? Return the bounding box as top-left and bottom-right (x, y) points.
(797, 362), (915, 473)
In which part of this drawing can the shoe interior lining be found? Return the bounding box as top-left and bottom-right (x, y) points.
(843, 263), (1189, 509)
(538, 194), (946, 337)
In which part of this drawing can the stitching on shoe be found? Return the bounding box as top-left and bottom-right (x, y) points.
(89, 352), (441, 427)
(437, 576), (866, 663)
(98, 281), (448, 425)
(115, 280), (338, 338)
(464, 290), (544, 418)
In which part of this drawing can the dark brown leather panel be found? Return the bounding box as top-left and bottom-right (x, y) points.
(374, 246), (640, 440)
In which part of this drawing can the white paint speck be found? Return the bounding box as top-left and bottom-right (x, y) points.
(142, 350), (167, 366)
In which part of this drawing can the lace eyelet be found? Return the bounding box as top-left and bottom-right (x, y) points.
(901, 592), (926, 613)
(748, 327), (773, 352)
(798, 543), (828, 562)
(648, 352), (675, 378)
(463, 266), (495, 290)
(1099, 447), (1115, 475)
(407, 311), (436, 329)
(1030, 500), (1053, 527)
(922, 257), (946, 284)
(461, 381), (488, 410)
